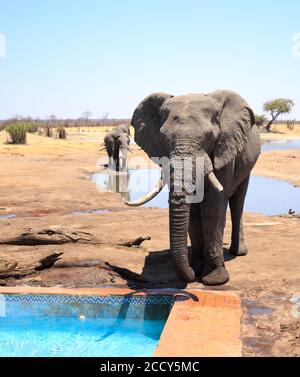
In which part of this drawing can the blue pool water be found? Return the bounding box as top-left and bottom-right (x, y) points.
(0, 295), (172, 357)
(0, 317), (165, 357)
(92, 169), (300, 215)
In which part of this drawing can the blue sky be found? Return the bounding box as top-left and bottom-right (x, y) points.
(0, 0), (299, 119)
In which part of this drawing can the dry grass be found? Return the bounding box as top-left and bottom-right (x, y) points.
(269, 123), (300, 135)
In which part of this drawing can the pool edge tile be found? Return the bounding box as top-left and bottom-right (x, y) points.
(154, 290), (242, 357)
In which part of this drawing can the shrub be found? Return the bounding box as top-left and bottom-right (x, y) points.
(25, 122), (39, 133)
(56, 125), (67, 139)
(255, 114), (267, 128)
(45, 125), (53, 137)
(5, 123), (27, 144)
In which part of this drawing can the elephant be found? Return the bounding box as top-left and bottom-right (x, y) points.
(125, 90), (261, 286)
(103, 124), (130, 171)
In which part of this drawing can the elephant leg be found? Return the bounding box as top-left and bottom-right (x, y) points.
(229, 176), (250, 256)
(108, 156), (114, 170)
(201, 188), (229, 286)
(113, 150), (120, 171)
(188, 203), (205, 276)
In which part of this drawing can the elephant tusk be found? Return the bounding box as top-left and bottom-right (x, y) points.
(208, 172), (223, 192)
(125, 178), (166, 207)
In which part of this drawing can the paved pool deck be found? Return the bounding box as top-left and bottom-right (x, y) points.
(0, 287), (242, 357)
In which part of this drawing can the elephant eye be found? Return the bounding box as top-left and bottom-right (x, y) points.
(211, 112), (220, 125)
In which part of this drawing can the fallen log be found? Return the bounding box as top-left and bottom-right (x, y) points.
(0, 227), (99, 246)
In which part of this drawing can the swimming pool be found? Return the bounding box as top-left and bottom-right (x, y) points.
(0, 294), (173, 357)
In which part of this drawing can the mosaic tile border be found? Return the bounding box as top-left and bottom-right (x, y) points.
(2, 294), (174, 306)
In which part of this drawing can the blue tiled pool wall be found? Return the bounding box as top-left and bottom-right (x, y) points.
(1, 294), (174, 320)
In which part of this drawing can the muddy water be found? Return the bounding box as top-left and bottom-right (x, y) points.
(261, 138), (300, 152)
(92, 169), (167, 208)
(247, 176), (300, 215)
(93, 139), (300, 215)
(92, 169), (300, 215)
(72, 209), (111, 216)
(244, 300), (275, 316)
(0, 214), (17, 220)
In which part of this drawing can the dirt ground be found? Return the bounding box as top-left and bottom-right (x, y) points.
(0, 129), (299, 356)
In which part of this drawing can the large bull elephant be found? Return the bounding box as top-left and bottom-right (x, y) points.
(126, 90), (261, 286)
(104, 124), (130, 171)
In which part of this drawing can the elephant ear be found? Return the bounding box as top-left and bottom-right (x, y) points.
(209, 90), (256, 171)
(132, 92), (173, 159)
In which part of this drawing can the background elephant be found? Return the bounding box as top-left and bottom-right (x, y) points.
(126, 90), (261, 286)
(104, 124), (130, 171)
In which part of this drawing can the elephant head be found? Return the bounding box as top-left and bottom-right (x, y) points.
(126, 90), (255, 282)
(104, 124), (130, 171)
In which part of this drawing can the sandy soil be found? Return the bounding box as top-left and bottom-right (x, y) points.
(0, 129), (299, 356)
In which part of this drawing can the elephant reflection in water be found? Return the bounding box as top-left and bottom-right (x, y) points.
(106, 171), (131, 202)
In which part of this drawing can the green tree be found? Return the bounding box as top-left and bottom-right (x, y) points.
(263, 98), (294, 132)
(255, 114), (267, 128)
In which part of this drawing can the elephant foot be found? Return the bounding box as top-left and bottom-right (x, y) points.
(201, 265), (229, 286)
(229, 243), (248, 256)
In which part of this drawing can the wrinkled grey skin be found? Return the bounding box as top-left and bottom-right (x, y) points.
(131, 90), (261, 285)
(104, 124), (130, 171)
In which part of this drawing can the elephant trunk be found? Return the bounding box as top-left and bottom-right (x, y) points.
(168, 157), (196, 283)
(168, 152), (222, 283)
(169, 200), (195, 282)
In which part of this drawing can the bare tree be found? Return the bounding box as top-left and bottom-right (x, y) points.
(82, 111), (92, 124)
(101, 112), (109, 125)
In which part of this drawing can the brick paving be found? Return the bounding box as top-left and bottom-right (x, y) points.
(154, 290), (242, 357)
